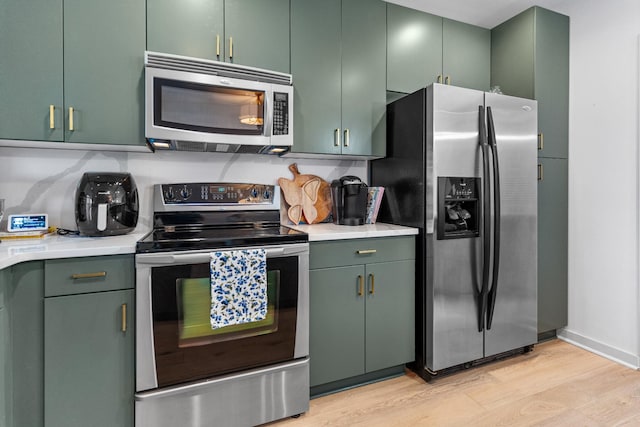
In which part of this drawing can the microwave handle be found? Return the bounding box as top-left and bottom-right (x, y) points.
(263, 90), (272, 137)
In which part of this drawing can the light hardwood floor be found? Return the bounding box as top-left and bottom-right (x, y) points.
(269, 340), (640, 426)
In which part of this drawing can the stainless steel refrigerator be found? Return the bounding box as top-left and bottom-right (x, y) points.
(371, 83), (537, 378)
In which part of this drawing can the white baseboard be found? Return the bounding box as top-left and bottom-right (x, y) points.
(558, 328), (640, 370)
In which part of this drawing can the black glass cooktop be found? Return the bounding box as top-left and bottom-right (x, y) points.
(136, 224), (307, 253)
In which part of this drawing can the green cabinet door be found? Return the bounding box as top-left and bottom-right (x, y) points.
(44, 289), (134, 427)
(147, 0), (224, 60)
(491, 6), (569, 159)
(7, 261), (45, 427)
(387, 3), (443, 94)
(442, 18), (490, 92)
(309, 266), (365, 386)
(64, 0), (145, 145)
(341, 0), (386, 157)
(225, 0), (290, 73)
(0, 0), (63, 142)
(365, 260), (415, 372)
(534, 7), (569, 159)
(490, 8), (535, 100)
(0, 267), (9, 427)
(291, 0), (342, 155)
(538, 158), (568, 334)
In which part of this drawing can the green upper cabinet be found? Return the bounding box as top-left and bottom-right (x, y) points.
(491, 6), (569, 159)
(0, 0), (145, 146)
(387, 3), (490, 94)
(0, 0), (63, 142)
(64, 0), (145, 145)
(147, 0), (290, 73)
(387, 4), (442, 95)
(442, 18), (491, 92)
(291, 0), (386, 157)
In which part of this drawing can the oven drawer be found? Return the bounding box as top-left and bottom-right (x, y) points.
(45, 255), (135, 297)
(309, 236), (415, 269)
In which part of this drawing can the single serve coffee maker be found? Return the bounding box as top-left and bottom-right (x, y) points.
(330, 175), (368, 225)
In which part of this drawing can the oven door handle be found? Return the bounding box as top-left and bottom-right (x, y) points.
(136, 245), (307, 266)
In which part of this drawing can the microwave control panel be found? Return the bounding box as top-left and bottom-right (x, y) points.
(272, 92), (289, 135)
(159, 183), (275, 205)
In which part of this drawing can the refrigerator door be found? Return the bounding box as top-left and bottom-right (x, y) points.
(428, 84), (485, 371)
(483, 92), (538, 357)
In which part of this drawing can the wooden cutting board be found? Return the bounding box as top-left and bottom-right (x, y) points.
(278, 163), (332, 224)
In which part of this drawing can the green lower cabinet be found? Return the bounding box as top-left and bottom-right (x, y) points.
(0, 267), (9, 427)
(6, 261), (45, 427)
(538, 158), (568, 334)
(44, 289), (134, 427)
(364, 261), (415, 372)
(310, 266), (366, 386)
(309, 237), (415, 390)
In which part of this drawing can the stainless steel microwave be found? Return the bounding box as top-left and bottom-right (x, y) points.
(144, 51), (293, 154)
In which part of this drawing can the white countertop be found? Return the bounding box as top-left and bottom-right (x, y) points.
(0, 223), (419, 269)
(0, 231), (147, 270)
(288, 222), (418, 242)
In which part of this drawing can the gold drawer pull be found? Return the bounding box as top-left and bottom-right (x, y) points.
(49, 105), (55, 129)
(121, 304), (127, 332)
(68, 107), (74, 131)
(356, 249), (377, 255)
(71, 271), (107, 280)
(357, 275), (364, 296)
(369, 273), (375, 295)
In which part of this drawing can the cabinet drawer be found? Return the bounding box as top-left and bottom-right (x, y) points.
(310, 236), (415, 269)
(45, 255), (134, 297)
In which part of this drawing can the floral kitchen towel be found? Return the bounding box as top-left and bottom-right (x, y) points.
(210, 249), (268, 329)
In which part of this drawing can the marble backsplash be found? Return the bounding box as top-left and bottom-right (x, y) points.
(0, 146), (367, 233)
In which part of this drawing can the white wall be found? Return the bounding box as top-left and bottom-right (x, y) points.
(0, 146), (366, 233)
(539, 0), (640, 367)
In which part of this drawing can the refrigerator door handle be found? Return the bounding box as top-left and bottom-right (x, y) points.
(478, 105), (491, 333)
(486, 106), (501, 330)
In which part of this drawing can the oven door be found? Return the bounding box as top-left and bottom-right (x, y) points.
(135, 243), (309, 392)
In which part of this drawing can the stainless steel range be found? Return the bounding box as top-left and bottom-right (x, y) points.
(135, 183), (309, 427)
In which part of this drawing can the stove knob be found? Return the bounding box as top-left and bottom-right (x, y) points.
(180, 186), (192, 200)
(164, 187), (175, 201)
(263, 188), (271, 200)
(250, 188), (258, 198)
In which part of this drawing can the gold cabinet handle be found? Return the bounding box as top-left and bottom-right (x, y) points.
(437, 75), (443, 84)
(356, 249), (377, 255)
(71, 271), (107, 280)
(538, 133), (544, 151)
(357, 275), (364, 296)
(368, 273), (375, 295)
(216, 34), (220, 57)
(49, 105), (55, 129)
(334, 128), (340, 147)
(445, 75), (451, 85)
(229, 36), (233, 59)
(121, 304), (127, 332)
(68, 107), (74, 131)
(538, 164), (544, 181)
(343, 128), (350, 147)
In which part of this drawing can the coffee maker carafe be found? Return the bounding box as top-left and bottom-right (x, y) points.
(330, 176), (368, 226)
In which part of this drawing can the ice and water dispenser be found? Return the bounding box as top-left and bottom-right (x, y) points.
(437, 177), (480, 240)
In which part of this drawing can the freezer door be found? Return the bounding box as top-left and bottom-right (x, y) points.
(483, 92), (538, 357)
(427, 84), (485, 371)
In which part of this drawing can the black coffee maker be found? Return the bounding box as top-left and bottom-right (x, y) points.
(75, 172), (139, 236)
(330, 175), (368, 226)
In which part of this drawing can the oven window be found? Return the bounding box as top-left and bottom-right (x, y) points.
(151, 255), (299, 387)
(154, 78), (265, 135)
(177, 271), (279, 347)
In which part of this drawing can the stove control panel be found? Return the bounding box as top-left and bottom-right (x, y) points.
(156, 183), (279, 209)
